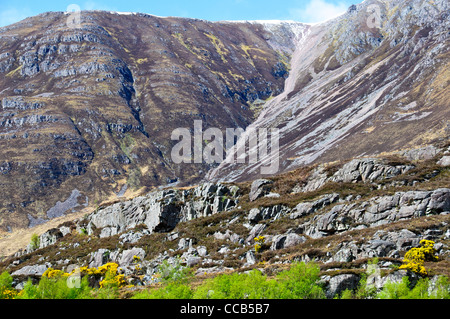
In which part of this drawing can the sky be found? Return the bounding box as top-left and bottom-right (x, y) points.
(0, 0), (356, 27)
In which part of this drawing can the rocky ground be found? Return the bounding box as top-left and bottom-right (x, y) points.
(1, 143), (448, 298)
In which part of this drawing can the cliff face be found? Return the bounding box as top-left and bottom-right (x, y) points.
(208, 0), (450, 182)
(0, 11), (303, 230)
(0, 0), (448, 233)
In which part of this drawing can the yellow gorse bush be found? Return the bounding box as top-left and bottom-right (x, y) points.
(399, 240), (439, 276)
(99, 273), (126, 289)
(42, 262), (126, 289)
(254, 235), (266, 253)
(1, 288), (18, 299)
(42, 268), (70, 278)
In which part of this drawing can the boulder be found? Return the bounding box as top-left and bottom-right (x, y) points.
(246, 223), (267, 243)
(270, 233), (306, 250)
(197, 246), (208, 257)
(322, 274), (360, 298)
(12, 264), (50, 276)
(245, 250), (257, 265)
(291, 193), (340, 219)
(437, 156), (450, 167)
(249, 179), (273, 201)
(186, 256), (202, 267)
(333, 241), (359, 262)
(89, 249), (111, 268)
(248, 208), (262, 223)
(119, 248), (146, 267)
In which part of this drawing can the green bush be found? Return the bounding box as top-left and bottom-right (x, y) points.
(16, 275), (92, 299)
(193, 269), (276, 299)
(339, 274), (450, 299)
(377, 276), (449, 299)
(192, 262), (324, 299)
(133, 261), (324, 300)
(0, 271), (18, 299)
(158, 258), (192, 284)
(30, 233), (40, 250)
(133, 282), (193, 299)
(274, 262), (325, 299)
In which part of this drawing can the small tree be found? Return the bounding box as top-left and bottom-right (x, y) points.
(30, 233), (40, 250)
(0, 271), (18, 299)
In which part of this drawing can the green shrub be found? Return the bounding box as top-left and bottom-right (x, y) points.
(377, 276), (449, 299)
(133, 283), (193, 299)
(158, 257), (192, 284)
(30, 233), (40, 250)
(274, 262), (325, 299)
(193, 269), (276, 299)
(16, 275), (92, 299)
(0, 271), (18, 299)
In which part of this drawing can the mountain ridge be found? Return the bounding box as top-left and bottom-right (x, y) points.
(208, 0), (449, 182)
(0, 10), (303, 231)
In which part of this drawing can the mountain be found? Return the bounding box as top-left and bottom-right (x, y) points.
(208, 0), (449, 182)
(2, 145), (449, 298)
(0, 11), (304, 231)
(2, 0), (447, 233)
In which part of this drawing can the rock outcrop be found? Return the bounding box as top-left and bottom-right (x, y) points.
(86, 183), (239, 238)
(3, 151), (450, 298)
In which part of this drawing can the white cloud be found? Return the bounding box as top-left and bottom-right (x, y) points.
(289, 0), (348, 23)
(0, 7), (34, 27)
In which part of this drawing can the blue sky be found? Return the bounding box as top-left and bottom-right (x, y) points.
(0, 0), (356, 27)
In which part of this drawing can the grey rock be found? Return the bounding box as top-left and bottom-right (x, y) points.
(246, 223), (267, 243)
(39, 228), (63, 249)
(333, 242), (359, 262)
(59, 226), (72, 237)
(290, 193), (339, 219)
(322, 274), (360, 299)
(186, 256), (202, 267)
(259, 205), (289, 221)
(428, 188), (450, 213)
(89, 249), (111, 268)
(12, 264), (50, 276)
(218, 246), (230, 254)
(300, 158), (415, 194)
(303, 189), (450, 237)
(119, 248), (145, 267)
(86, 183), (240, 239)
(437, 156), (450, 167)
(372, 270), (418, 290)
(197, 246), (208, 257)
(249, 179), (273, 201)
(245, 250), (257, 265)
(178, 238), (194, 250)
(265, 192), (280, 198)
(213, 230), (241, 243)
(248, 208), (262, 223)
(270, 233), (306, 250)
(401, 145), (441, 161)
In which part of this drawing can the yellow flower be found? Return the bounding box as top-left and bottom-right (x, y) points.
(400, 240), (439, 276)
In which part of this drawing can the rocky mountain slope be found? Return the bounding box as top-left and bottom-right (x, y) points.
(1, 144), (449, 297)
(0, 0), (448, 233)
(0, 11), (304, 231)
(0, 0), (449, 299)
(209, 0), (449, 182)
